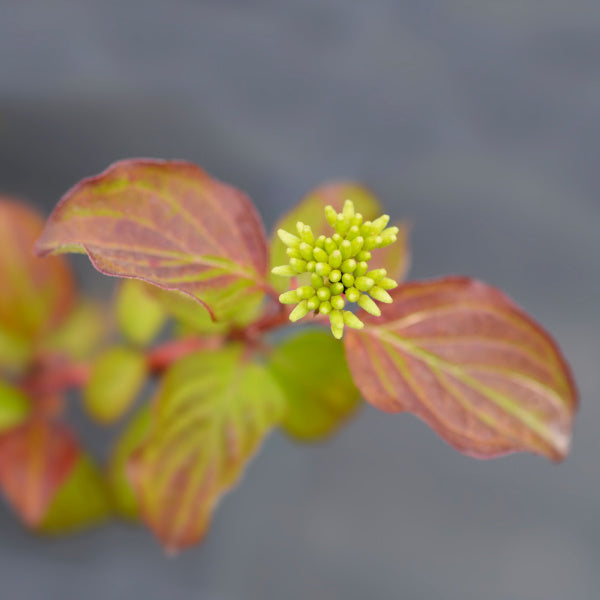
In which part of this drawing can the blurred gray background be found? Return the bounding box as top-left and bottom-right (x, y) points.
(1, 1), (599, 599)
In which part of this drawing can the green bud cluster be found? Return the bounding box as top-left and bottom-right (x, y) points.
(272, 200), (399, 339)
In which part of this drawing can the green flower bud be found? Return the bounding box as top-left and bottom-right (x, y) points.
(354, 261), (368, 276)
(277, 228), (301, 248)
(324, 205), (337, 227)
(271, 265), (296, 277)
(335, 214), (350, 236)
(341, 273), (354, 288)
(379, 233), (397, 247)
(346, 225), (361, 240)
(358, 294), (381, 317)
(355, 276), (375, 292)
(313, 247), (328, 262)
(315, 235), (326, 248)
(279, 290), (300, 304)
(306, 260), (316, 272)
(315, 262), (332, 277)
(370, 214), (390, 235)
(306, 296), (320, 310)
(363, 236), (382, 251)
(317, 286), (331, 301)
(324, 237), (337, 254)
(343, 311), (364, 330)
(378, 277), (399, 290)
(341, 258), (357, 273)
(297, 285), (315, 299)
(351, 213), (363, 227)
(331, 295), (345, 310)
(319, 301), (332, 314)
(366, 268), (387, 282)
(329, 269), (342, 283)
(301, 224), (315, 245)
(369, 286), (393, 303)
(328, 250), (343, 269)
(332, 233), (343, 245)
(330, 282), (345, 296)
(350, 236), (364, 255)
(290, 300), (309, 322)
(311, 273), (324, 288)
(286, 247), (302, 259)
(345, 287), (360, 302)
(290, 258), (307, 273)
(329, 310), (344, 339)
(299, 242), (314, 261)
(296, 221), (305, 236)
(342, 199), (355, 220)
(356, 250), (372, 262)
(339, 240), (352, 259)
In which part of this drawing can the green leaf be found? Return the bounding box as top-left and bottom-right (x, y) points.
(344, 277), (578, 461)
(129, 346), (285, 551)
(0, 381), (31, 433)
(83, 347), (148, 424)
(270, 182), (383, 292)
(106, 405), (151, 521)
(116, 279), (168, 346)
(42, 299), (107, 360)
(39, 455), (111, 534)
(0, 420), (79, 527)
(0, 197), (75, 341)
(270, 330), (361, 440)
(35, 160), (272, 324)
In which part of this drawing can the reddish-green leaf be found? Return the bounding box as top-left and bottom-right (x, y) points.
(35, 160), (272, 323)
(270, 330), (361, 440)
(270, 182), (382, 291)
(0, 197), (75, 345)
(344, 277), (577, 461)
(129, 346), (285, 551)
(0, 420), (79, 526)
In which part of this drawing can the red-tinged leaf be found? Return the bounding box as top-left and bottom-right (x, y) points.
(344, 277), (577, 461)
(0, 419), (79, 526)
(270, 182), (382, 291)
(0, 197), (75, 342)
(35, 160), (272, 323)
(371, 221), (411, 282)
(129, 346), (285, 551)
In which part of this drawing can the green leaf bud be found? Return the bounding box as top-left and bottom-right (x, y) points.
(358, 294), (381, 317)
(319, 301), (332, 314)
(306, 260), (316, 272)
(313, 247), (328, 262)
(311, 273), (324, 288)
(324, 237), (337, 254)
(345, 287), (360, 302)
(290, 300), (309, 322)
(340, 239), (352, 259)
(301, 224), (315, 245)
(306, 296), (320, 311)
(329, 269), (342, 283)
(317, 286), (331, 301)
(354, 261), (368, 276)
(378, 277), (399, 290)
(343, 311), (364, 330)
(356, 250), (372, 262)
(299, 242), (314, 261)
(341, 258), (357, 273)
(329, 283), (343, 296)
(369, 286), (393, 303)
(324, 205), (337, 227)
(328, 250), (343, 269)
(315, 262), (332, 277)
(271, 265), (296, 277)
(355, 276), (375, 292)
(331, 295), (345, 310)
(277, 228), (301, 248)
(290, 258), (307, 273)
(350, 236), (364, 255)
(341, 273), (355, 288)
(279, 290), (300, 304)
(297, 285), (316, 299)
(366, 268), (387, 282)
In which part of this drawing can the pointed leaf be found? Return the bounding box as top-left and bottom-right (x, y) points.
(0, 197), (75, 345)
(270, 182), (382, 291)
(129, 346), (285, 551)
(39, 455), (111, 534)
(83, 347), (148, 424)
(344, 277), (577, 461)
(270, 330), (361, 440)
(35, 160), (272, 323)
(0, 420), (79, 526)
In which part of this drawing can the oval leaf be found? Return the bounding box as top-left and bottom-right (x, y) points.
(344, 277), (577, 461)
(129, 346), (285, 551)
(270, 182), (382, 292)
(0, 197), (75, 342)
(35, 160), (271, 323)
(0, 420), (79, 526)
(270, 330), (361, 440)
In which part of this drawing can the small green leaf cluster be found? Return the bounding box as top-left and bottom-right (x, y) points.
(272, 200), (399, 338)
